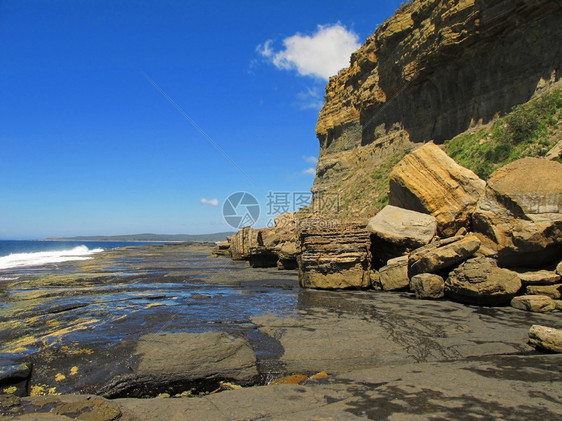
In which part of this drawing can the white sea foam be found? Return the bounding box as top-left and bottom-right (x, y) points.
(0, 246), (104, 270)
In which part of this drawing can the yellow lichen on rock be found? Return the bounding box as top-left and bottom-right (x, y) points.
(269, 374), (308, 385)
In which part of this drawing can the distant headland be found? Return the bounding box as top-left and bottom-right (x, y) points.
(43, 232), (236, 243)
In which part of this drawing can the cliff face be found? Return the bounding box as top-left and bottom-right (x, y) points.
(312, 0), (562, 216)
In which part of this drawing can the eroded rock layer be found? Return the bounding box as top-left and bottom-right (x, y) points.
(312, 0), (562, 216)
(297, 220), (370, 289)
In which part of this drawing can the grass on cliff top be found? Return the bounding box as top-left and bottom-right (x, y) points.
(443, 88), (562, 179)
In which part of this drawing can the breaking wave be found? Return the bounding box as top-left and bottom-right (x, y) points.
(0, 246), (104, 270)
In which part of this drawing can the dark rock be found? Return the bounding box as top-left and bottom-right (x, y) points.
(0, 363), (32, 397)
(248, 247), (278, 268)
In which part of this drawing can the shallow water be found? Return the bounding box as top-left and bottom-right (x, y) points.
(0, 243), (300, 393)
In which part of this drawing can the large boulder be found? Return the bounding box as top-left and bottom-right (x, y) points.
(298, 220), (370, 289)
(102, 331), (258, 398)
(472, 157), (562, 267)
(511, 295), (556, 312)
(409, 273), (445, 299)
(445, 257), (522, 306)
(375, 255), (410, 291)
(367, 205), (437, 268)
(408, 235), (481, 277)
(528, 325), (562, 353)
(389, 143), (485, 237)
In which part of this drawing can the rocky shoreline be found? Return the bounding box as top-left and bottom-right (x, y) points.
(1, 235), (561, 419)
(2, 0), (561, 418)
(215, 144), (562, 313)
(2, 282), (562, 419)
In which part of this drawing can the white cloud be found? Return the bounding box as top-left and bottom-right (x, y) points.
(296, 87), (324, 110)
(200, 198), (219, 207)
(259, 23), (360, 80)
(302, 167), (316, 175)
(303, 155), (318, 164)
(257, 39), (273, 58)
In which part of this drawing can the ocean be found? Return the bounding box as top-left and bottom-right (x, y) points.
(0, 240), (167, 271)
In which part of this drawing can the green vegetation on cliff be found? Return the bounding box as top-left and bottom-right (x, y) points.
(335, 151), (407, 218)
(443, 89), (562, 179)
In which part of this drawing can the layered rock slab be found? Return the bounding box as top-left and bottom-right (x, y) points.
(525, 284), (562, 299)
(472, 157), (562, 267)
(511, 295), (556, 312)
(389, 143), (486, 237)
(408, 234), (481, 277)
(229, 227), (259, 260)
(298, 221), (370, 289)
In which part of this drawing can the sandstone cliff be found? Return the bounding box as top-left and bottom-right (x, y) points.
(312, 0), (561, 217)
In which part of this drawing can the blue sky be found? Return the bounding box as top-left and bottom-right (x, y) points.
(0, 0), (404, 239)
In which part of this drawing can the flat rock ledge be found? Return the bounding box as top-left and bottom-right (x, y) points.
(4, 354), (562, 420)
(100, 331), (258, 398)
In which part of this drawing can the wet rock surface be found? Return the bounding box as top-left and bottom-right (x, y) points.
(101, 331), (259, 398)
(1, 243), (561, 419)
(0, 243), (298, 397)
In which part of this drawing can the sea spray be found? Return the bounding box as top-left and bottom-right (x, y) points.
(0, 245), (103, 270)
